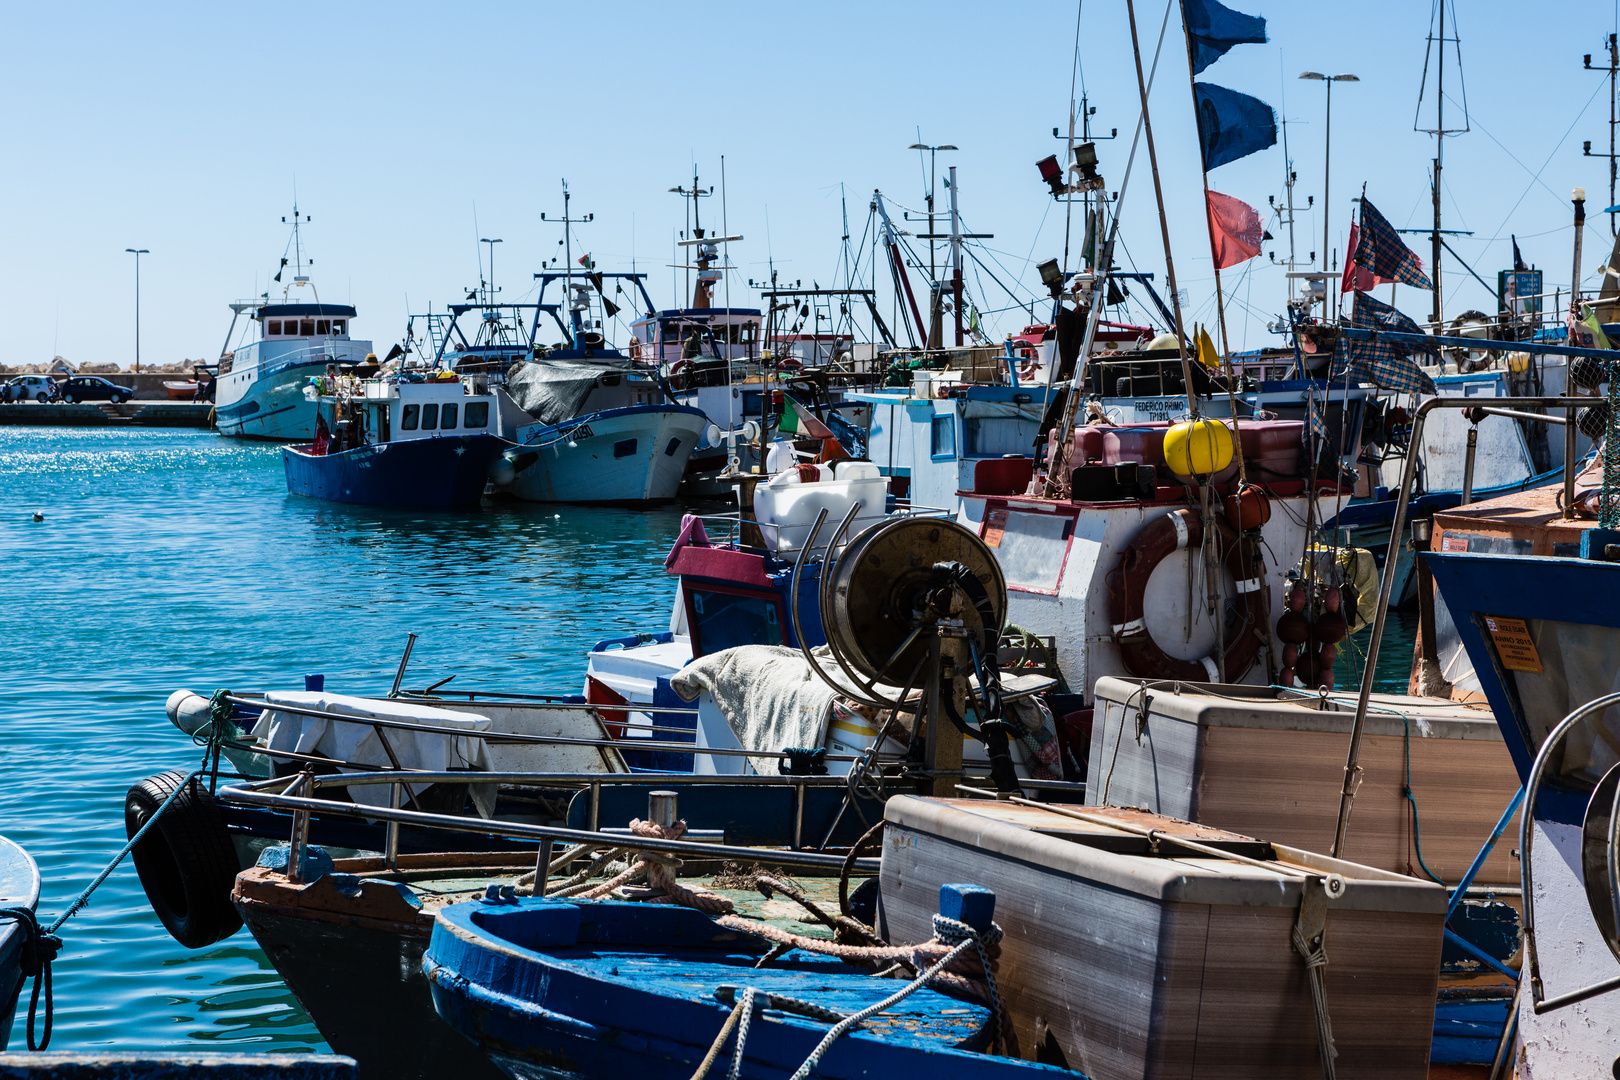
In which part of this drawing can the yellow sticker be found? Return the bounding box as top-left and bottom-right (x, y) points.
(1484, 615), (1544, 674)
(983, 508), (1007, 548)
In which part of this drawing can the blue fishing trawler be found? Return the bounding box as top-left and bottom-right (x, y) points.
(282, 373), (505, 508)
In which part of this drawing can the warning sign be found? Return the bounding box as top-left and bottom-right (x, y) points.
(983, 508), (1008, 548)
(1484, 615), (1544, 674)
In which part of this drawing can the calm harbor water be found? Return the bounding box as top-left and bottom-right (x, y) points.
(0, 425), (1419, 1054)
(0, 426), (689, 1052)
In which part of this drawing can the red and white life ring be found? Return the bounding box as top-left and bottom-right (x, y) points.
(668, 360), (689, 391)
(1106, 508), (1265, 682)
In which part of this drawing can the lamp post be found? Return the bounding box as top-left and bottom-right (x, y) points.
(479, 238), (502, 306)
(1298, 72), (1358, 295)
(125, 248), (149, 373)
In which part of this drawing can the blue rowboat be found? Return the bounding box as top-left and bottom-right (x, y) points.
(424, 886), (1077, 1080)
(0, 833), (43, 1051)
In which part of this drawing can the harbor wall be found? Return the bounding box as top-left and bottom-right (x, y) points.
(0, 402), (214, 428)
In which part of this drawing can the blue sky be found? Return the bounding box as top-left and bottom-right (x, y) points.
(3, 0), (1616, 367)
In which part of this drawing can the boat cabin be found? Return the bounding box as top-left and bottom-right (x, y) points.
(316, 377), (503, 451)
(258, 303), (356, 340)
(630, 308), (763, 366)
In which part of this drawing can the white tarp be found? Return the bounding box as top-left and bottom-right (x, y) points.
(259, 692), (496, 818)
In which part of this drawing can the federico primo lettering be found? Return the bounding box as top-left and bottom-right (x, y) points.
(1134, 399), (1176, 422)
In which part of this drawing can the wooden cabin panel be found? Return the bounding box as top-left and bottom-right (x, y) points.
(1192, 727), (1518, 886)
(1191, 905), (1441, 1078)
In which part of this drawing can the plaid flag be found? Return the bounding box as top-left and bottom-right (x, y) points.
(1306, 384), (1328, 446)
(1354, 199), (1433, 291)
(1336, 291), (1438, 394)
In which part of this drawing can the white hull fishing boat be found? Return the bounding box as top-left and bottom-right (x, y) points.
(494, 403), (708, 504)
(215, 205), (374, 441)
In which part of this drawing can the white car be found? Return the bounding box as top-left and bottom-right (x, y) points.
(3, 376), (58, 403)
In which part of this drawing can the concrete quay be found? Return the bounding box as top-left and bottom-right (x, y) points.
(0, 402), (214, 428)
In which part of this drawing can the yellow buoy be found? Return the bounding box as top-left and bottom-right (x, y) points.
(1164, 417), (1234, 479)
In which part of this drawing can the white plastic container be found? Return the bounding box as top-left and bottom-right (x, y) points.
(752, 472), (890, 555)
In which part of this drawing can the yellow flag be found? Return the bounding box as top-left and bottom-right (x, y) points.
(1196, 324), (1221, 370)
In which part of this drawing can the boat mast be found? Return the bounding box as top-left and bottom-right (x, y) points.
(1582, 35), (1620, 238)
(1177, 0), (1233, 356)
(668, 172), (713, 308)
(1416, 0), (1468, 327)
(540, 180), (594, 348)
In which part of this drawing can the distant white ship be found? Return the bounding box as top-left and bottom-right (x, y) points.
(214, 205), (373, 440)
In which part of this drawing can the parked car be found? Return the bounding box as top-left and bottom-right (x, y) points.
(3, 375), (59, 403)
(59, 376), (135, 404)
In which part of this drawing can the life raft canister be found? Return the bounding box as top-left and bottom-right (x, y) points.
(1107, 507), (1266, 682)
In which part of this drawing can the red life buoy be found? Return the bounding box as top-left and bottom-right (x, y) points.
(1106, 508), (1266, 682)
(668, 360), (689, 391)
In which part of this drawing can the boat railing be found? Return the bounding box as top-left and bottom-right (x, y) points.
(1333, 390), (1590, 859)
(685, 500), (953, 553)
(214, 693), (903, 768)
(216, 768), (888, 880)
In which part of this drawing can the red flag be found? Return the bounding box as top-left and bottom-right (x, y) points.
(1341, 221), (1388, 294)
(1207, 190), (1264, 269)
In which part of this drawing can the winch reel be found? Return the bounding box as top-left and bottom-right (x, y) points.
(787, 504), (1018, 793)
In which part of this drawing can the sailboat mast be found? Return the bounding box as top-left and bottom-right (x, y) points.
(1178, 0), (1233, 356)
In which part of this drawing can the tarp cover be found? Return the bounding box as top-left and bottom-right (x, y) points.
(505, 359), (633, 426)
(259, 692), (496, 817)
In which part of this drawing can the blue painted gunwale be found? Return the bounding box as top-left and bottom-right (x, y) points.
(424, 897), (1075, 1080)
(282, 433), (504, 508)
(0, 835), (42, 1051)
(1425, 550), (1620, 825)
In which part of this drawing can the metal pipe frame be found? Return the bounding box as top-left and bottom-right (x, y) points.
(1332, 395), (1582, 858)
(219, 779), (881, 873)
(1517, 690), (1620, 1015)
(222, 694), (869, 764)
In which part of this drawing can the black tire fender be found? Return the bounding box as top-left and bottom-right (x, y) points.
(124, 770), (244, 949)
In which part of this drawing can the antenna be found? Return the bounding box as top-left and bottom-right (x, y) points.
(668, 170), (714, 307)
(1415, 0), (1469, 325)
(1584, 35), (1620, 237)
(540, 180), (595, 348)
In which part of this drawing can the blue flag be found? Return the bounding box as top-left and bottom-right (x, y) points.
(1194, 83), (1278, 171)
(1182, 0), (1267, 75)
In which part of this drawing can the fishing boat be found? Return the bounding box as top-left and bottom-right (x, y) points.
(424, 884), (1071, 1080)
(215, 204), (374, 440)
(0, 833), (42, 1051)
(282, 372), (506, 508)
(487, 257), (709, 504)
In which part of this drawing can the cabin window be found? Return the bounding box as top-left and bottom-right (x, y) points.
(687, 587), (784, 656)
(440, 403), (457, 429)
(463, 401), (489, 428)
(421, 403), (439, 430)
(401, 404), (420, 430)
(316, 320), (331, 335)
(300, 320), (315, 336)
(267, 320), (281, 335)
(930, 415), (956, 460)
(741, 323), (756, 342)
(331, 320), (345, 335)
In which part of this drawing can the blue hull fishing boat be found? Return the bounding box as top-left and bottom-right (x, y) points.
(282, 371), (507, 509)
(284, 432), (505, 508)
(424, 887), (1075, 1080)
(0, 834), (42, 1050)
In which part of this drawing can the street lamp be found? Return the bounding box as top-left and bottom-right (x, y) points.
(125, 248), (149, 373)
(479, 238), (502, 305)
(1298, 73), (1358, 285)
(908, 142), (958, 281)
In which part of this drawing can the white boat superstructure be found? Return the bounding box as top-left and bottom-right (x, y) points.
(216, 301), (374, 440)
